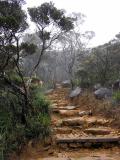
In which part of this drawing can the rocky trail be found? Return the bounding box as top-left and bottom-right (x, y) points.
(19, 87), (120, 160)
(49, 88), (120, 148)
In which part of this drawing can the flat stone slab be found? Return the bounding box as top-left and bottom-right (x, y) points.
(62, 117), (86, 126)
(43, 158), (69, 160)
(59, 110), (80, 116)
(52, 105), (77, 110)
(62, 117), (109, 126)
(65, 105), (77, 110)
(84, 128), (112, 135)
(56, 136), (120, 143)
(52, 106), (78, 113)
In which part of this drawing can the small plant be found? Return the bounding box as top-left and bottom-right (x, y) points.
(27, 86), (51, 139)
(113, 91), (120, 104)
(7, 71), (23, 85)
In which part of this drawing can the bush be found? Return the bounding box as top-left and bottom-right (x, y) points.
(27, 86), (51, 139)
(0, 91), (26, 159)
(26, 113), (50, 139)
(7, 71), (23, 85)
(0, 84), (51, 159)
(113, 91), (120, 104)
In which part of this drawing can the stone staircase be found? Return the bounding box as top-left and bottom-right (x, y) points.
(47, 88), (120, 150)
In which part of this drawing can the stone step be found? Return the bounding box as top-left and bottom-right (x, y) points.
(56, 136), (120, 143)
(62, 117), (109, 127)
(56, 136), (120, 148)
(59, 110), (92, 117)
(52, 106), (77, 113)
(59, 110), (80, 116)
(84, 127), (112, 135)
(42, 158), (70, 160)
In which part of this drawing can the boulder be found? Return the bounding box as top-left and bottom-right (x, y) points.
(93, 83), (101, 91)
(61, 80), (71, 88)
(69, 87), (82, 98)
(94, 87), (112, 99)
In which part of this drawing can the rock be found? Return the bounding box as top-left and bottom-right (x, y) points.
(44, 145), (51, 151)
(45, 89), (54, 95)
(69, 87), (82, 98)
(59, 110), (80, 117)
(84, 128), (111, 135)
(79, 111), (92, 117)
(94, 87), (112, 99)
(52, 106), (77, 113)
(56, 136), (120, 144)
(86, 117), (109, 126)
(51, 103), (58, 107)
(43, 158), (70, 160)
(61, 80), (71, 88)
(56, 83), (62, 89)
(66, 106), (77, 110)
(93, 83), (101, 91)
(62, 117), (86, 126)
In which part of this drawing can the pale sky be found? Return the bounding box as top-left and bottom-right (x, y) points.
(24, 0), (120, 47)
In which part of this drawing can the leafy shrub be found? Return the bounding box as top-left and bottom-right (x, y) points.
(0, 92), (26, 159)
(113, 91), (120, 104)
(7, 71), (23, 85)
(71, 79), (80, 87)
(0, 79), (51, 159)
(26, 114), (50, 139)
(27, 86), (51, 139)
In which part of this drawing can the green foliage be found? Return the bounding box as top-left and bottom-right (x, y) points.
(0, 0), (28, 32)
(113, 91), (120, 103)
(21, 42), (37, 55)
(0, 84), (51, 159)
(26, 86), (51, 139)
(26, 113), (50, 139)
(28, 2), (74, 40)
(0, 91), (25, 159)
(30, 85), (51, 113)
(7, 71), (23, 85)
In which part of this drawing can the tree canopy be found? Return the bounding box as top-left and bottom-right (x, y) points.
(28, 2), (74, 74)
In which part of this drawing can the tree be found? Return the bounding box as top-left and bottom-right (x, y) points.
(0, 0), (31, 157)
(28, 2), (74, 75)
(80, 35), (120, 86)
(0, 0), (29, 124)
(58, 13), (95, 88)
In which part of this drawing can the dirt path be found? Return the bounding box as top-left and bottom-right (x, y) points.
(19, 87), (120, 160)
